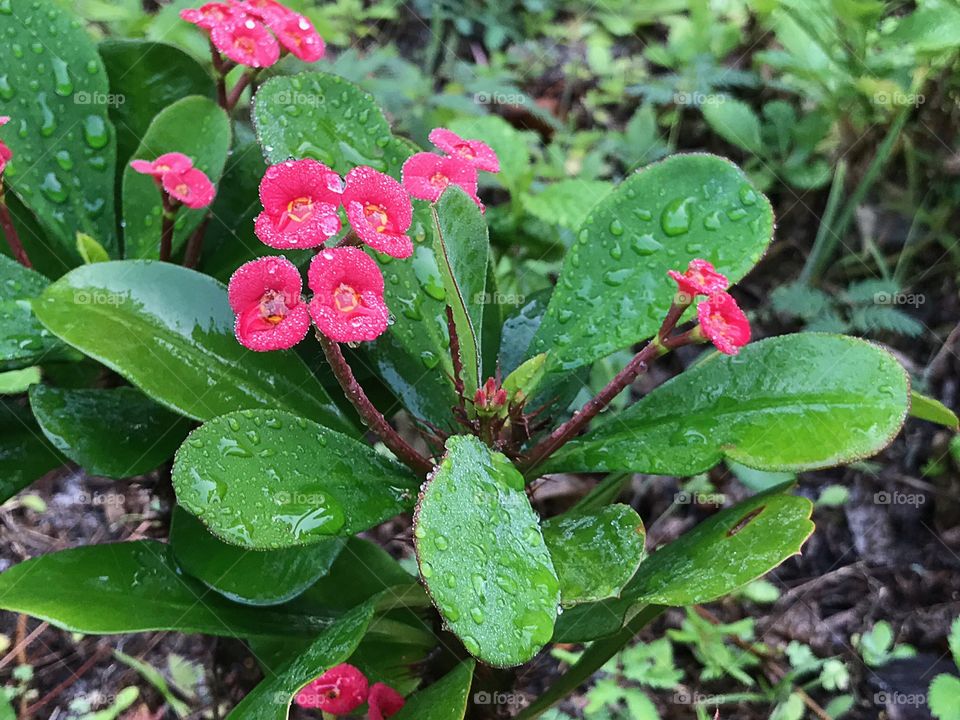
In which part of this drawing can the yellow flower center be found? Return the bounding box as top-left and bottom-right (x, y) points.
(363, 203), (389, 233)
(333, 283), (361, 314)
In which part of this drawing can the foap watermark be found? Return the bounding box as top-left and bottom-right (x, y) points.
(873, 91), (925, 107)
(673, 690), (725, 706)
(73, 290), (125, 306)
(274, 90), (324, 107)
(874, 491), (926, 507)
(73, 90), (125, 107)
(674, 91), (726, 106)
(874, 691), (927, 708)
(275, 490), (328, 505)
(77, 491), (126, 507)
(675, 491), (726, 506)
(874, 290), (925, 308)
(472, 691), (530, 709)
(473, 91), (528, 106)
(473, 291), (526, 307)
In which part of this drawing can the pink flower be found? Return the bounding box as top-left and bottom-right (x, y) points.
(294, 663), (369, 714)
(129, 152), (194, 179)
(228, 256), (310, 351)
(668, 259), (729, 301)
(401, 152), (479, 203)
(429, 127), (500, 173)
(367, 683), (405, 720)
(342, 166), (413, 259)
(696, 292), (751, 355)
(308, 247), (390, 343)
(0, 116), (11, 175)
(254, 159), (342, 249)
(179, 2), (238, 30)
(210, 14), (280, 67)
(266, 11), (325, 62)
(232, 0), (289, 23)
(162, 167), (216, 209)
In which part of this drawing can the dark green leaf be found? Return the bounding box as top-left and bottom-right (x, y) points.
(122, 96), (230, 259)
(391, 660), (476, 720)
(0, 398), (63, 503)
(554, 487), (812, 642)
(546, 334), (909, 475)
(432, 186), (489, 394)
(543, 504), (646, 607)
(0, 0), (117, 258)
(0, 256), (74, 370)
(99, 40), (215, 170)
(33, 260), (348, 427)
(0, 540), (338, 637)
(252, 71), (458, 426)
(529, 154), (772, 395)
(29, 385), (192, 478)
(414, 435), (559, 667)
(225, 602), (376, 720)
(173, 409), (419, 548)
(909, 390), (958, 430)
(170, 506), (344, 607)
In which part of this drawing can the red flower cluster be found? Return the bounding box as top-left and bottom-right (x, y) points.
(180, 0), (324, 67)
(0, 116), (11, 176)
(230, 161), (415, 350)
(294, 663), (404, 719)
(668, 259), (751, 355)
(130, 152), (216, 209)
(401, 127), (500, 211)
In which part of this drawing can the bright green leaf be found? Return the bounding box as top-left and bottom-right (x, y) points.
(702, 98), (764, 154)
(930, 674), (960, 720)
(173, 409), (419, 548)
(910, 391), (958, 430)
(76, 232), (110, 264)
(414, 435), (559, 667)
(391, 660), (476, 720)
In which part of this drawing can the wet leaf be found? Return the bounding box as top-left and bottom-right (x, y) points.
(173, 409), (419, 548)
(414, 435), (559, 667)
(33, 260), (348, 428)
(529, 153), (772, 401)
(432, 186), (489, 395)
(543, 504), (646, 607)
(909, 390), (958, 430)
(29, 385), (192, 478)
(0, 540), (338, 637)
(546, 334), (909, 475)
(170, 506), (344, 607)
(391, 660), (476, 720)
(0, 0), (118, 260)
(0, 398), (63, 503)
(122, 96), (230, 259)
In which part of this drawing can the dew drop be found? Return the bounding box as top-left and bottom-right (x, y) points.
(660, 197), (693, 237)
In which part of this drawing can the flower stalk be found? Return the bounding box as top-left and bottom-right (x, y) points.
(0, 194), (30, 268)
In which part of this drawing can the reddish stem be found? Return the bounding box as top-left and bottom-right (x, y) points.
(183, 215), (210, 269)
(318, 333), (435, 477)
(226, 69), (259, 112)
(0, 196), (30, 268)
(159, 194), (178, 263)
(445, 305), (467, 406)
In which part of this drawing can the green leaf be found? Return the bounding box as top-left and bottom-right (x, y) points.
(523, 179), (613, 231)
(502, 353), (547, 403)
(225, 602), (376, 720)
(930, 674), (960, 720)
(0, 398), (63, 503)
(0, 0), (117, 260)
(113, 650), (191, 718)
(949, 616), (960, 668)
(33, 260), (348, 427)
(170, 506), (344, 606)
(887, 6), (960, 54)
(910, 391), (958, 430)
(99, 39), (215, 170)
(542, 504), (646, 607)
(432, 186), (489, 395)
(76, 232), (110, 264)
(547, 334), (909, 475)
(701, 99), (763, 154)
(173, 409), (419, 548)
(529, 154), (772, 395)
(0, 366), (40, 394)
(391, 660), (476, 720)
(252, 71), (457, 426)
(0, 540), (337, 637)
(414, 435), (559, 667)
(0, 255), (75, 371)
(28, 385), (192, 478)
(122, 96), (231, 259)
(554, 487), (812, 642)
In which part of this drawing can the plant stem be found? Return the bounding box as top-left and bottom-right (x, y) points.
(183, 215), (210, 269)
(226, 69), (259, 112)
(317, 333), (435, 477)
(210, 41), (229, 108)
(520, 340), (667, 474)
(0, 195), (30, 268)
(445, 305), (467, 405)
